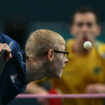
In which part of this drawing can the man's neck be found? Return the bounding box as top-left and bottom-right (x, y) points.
(26, 59), (47, 82)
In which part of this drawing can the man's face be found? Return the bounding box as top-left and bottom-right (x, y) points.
(70, 12), (101, 43)
(45, 45), (68, 78)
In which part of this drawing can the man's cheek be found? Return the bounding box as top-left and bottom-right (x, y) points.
(74, 31), (80, 37)
(75, 31), (84, 38)
(59, 59), (64, 68)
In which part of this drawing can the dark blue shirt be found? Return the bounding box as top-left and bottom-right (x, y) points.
(0, 34), (27, 105)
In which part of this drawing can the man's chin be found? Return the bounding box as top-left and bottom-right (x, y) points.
(54, 75), (60, 79)
(54, 72), (62, 79)
(47, 73), (61, 79)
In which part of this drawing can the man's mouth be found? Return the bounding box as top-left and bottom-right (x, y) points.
(82, 37), (89, 42)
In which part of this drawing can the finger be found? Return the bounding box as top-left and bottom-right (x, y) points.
(86, 87), (94, 93)
(86, 85), (92, 91)
(0, 43), (3, 52)
(2, 44), (11, 52)
(86, 87), (99, 93)
(6, 53), (12, 61)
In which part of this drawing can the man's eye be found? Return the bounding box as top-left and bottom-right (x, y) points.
(87, 22), (93, 27)
(77, 23), (83, 27)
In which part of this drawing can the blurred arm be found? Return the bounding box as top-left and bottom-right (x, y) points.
(25, 81), (48, 94)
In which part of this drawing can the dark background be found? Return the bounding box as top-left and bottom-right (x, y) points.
(0, 0), (105, 43)
(0, 0), (105, 21)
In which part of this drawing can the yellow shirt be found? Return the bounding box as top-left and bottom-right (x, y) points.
(51, 39), (105, 105)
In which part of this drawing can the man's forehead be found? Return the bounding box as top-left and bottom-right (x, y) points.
(74, 12), (96, 22)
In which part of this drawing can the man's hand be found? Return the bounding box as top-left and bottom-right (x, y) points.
(25, 82), (49, 105)
(86, 84), (105, 93)
(0, 43), (12, 61)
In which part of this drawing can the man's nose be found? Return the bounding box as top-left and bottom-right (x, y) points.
(82, 25), (89, 32)
(64, 57), (68, 64)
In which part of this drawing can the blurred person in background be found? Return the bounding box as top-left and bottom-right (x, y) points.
(3, 16), (29, 50)
(51, 7), (105, 105)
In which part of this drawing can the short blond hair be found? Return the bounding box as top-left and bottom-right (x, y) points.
(25, 29), (65, 58)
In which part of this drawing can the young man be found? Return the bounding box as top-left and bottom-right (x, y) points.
(51, 7), (105, 105)
(0, 29), (68, 105)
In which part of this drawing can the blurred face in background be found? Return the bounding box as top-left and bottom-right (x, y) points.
(70, 12), (101, 44)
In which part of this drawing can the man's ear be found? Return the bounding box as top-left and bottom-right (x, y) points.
(96, 25), (101, 37)
(47, 49), (54, 61)
(69, 26), (72, 34)
(70, 26), (75, 37)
